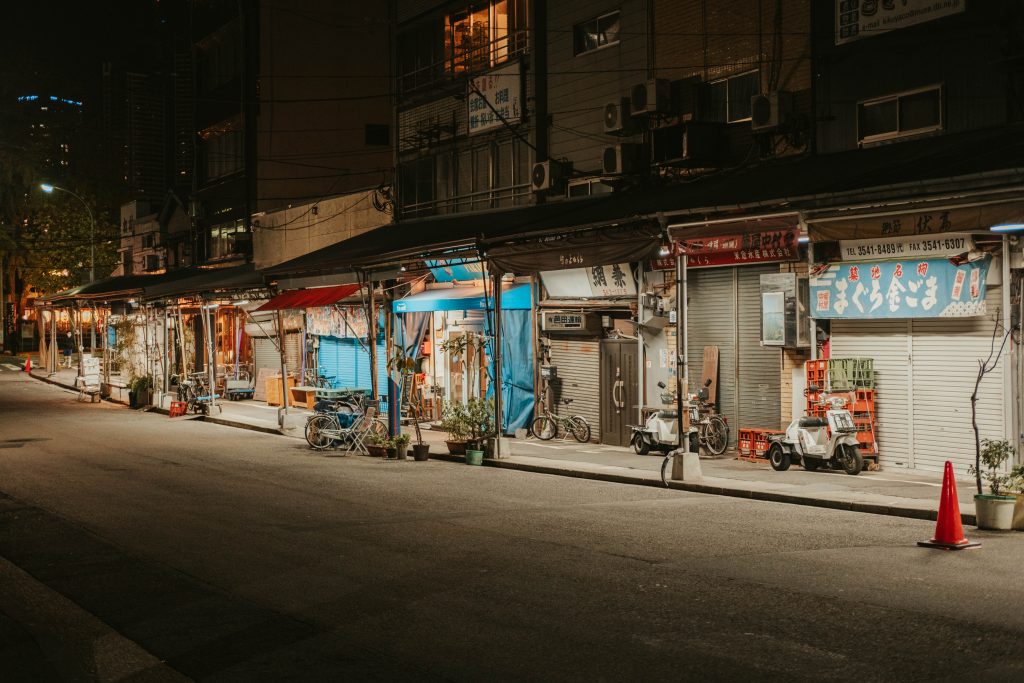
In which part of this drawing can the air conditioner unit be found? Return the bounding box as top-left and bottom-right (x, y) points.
(602, 143), (648, 175)
(672, 77), (708, 122)
(652, 122), (724, 166)
(630, 79), (671, 117)
(531, 160), (571, 192)
(603, 97), (636, 135)
(751, 91), (794, 133)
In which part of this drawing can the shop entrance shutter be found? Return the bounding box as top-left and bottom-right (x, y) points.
(318, 337), (387, 391)
(547, 338), (601, 440)
(686, 268), (737, 443)
(253, 337), (280, 379)
(285, 333), (302, 379)
(736, 265), (782, 432)
(830, 320), (911, 468)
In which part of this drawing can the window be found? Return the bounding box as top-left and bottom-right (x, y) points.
(858, 86), (942, 144)
(197, 20), (241, 92)
(145, 255), (160, 272)
(365, 124), (390, 146)
(199, 119), (243, 182)
(708, 71), (759, 123)
(574, 11), (621, 55)
(208, 219), (246, 260)
(445, 1), (527, 74)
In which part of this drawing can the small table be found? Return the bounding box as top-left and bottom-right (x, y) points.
(289, 385), (318, 409)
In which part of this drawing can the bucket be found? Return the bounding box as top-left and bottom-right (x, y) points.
(465, 449), (484, 466)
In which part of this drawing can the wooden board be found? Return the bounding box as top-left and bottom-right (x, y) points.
(253, 367), (275, 402)
(701, 345), (720, 406)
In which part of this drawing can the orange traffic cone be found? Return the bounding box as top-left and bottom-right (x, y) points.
(23, 357), (31, 372)
(918, 460), (980, 550)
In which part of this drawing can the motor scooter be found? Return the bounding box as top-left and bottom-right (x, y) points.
(767, 387), (863, 475)
(629, 380), (703, 454)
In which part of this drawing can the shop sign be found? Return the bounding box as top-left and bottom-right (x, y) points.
(652, 228), (800, 270)
(839, 233), (974, 261)
(468, 62), (522, 135)
(305, 305), (368, 338)
(541, 263), (637, 298)
(835, 0), (964, 45)
(810, 256), (990, 319)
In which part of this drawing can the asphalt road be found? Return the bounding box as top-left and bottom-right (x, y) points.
(1, 368), (1023, 682)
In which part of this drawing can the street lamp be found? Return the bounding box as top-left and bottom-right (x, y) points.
(41, 183), (97, 350)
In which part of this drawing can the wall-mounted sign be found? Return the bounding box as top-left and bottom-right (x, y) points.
(810, 256), (990, 319)
(838, 232), (974, 261)
(306, 306), (368, 338)
(836, 0), (964, 45)
(468, 62), (522, 135)
(652, 228), (800, 270)
(541, 264), (637, 298)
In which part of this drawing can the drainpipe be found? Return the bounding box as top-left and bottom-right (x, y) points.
(672, 245), (690, 479)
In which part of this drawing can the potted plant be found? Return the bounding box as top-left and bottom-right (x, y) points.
(441, 401), (471, 455)
(128, 375), (154, 409)
(383, 437), (398, 459)
(366, 433), (387, 458)
(968, 439), (1017, 530)
(393, 433), (411, 460)
(464, 397), (495, 466)
(1010, 464), (1024, 532)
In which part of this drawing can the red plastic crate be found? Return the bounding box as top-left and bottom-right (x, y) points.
(169, 401), (188, 418)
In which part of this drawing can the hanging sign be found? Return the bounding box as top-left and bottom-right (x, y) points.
(838, 233), (974, 261)
(468, 62), (522, 135)
(305, 306), (368, 338)
(541, 264), (636, 298)
(836, 0), (964, 45)
(809, 256), (990, 319)
(652, 228), (800, 270)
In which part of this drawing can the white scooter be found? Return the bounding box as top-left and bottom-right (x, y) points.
(630, 380), (701, 455)
(767, 387), (863, 475)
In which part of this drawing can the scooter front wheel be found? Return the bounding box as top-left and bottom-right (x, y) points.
(839, 444), (863, 475)
(631, 432), (650, 455)
(768, 442), (791, 471)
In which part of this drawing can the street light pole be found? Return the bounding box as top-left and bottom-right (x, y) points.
(41, 184), (96, 350)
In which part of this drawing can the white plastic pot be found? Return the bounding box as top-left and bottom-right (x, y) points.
(974, 495), (1016, 530)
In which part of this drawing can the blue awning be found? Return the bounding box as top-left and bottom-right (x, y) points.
(393, 283), (531, 313)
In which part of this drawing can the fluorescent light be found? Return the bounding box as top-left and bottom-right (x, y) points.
(40, 183), (55, 193)
(233, 299), (250, 306)
(991, 223), (1024, 233)
(797, 236), (810, 244)
(658, 245), (672, 257)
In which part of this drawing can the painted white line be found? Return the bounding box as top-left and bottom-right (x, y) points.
(525, 443), (566, 450)
(867, 476), (942, 487)
(2, 364), (21, 371)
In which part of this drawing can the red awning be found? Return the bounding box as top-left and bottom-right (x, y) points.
(255, 284), (361, 311)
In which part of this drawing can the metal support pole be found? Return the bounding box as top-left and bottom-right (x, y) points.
(368, 281), (378, 400)
(206, 302), (217, 413)
(672, 247), (690, 480)
(0, 255), (5, 352)
(163, 306), (169, 405)
(808, 240), (818, 361)
(276, 308), (290, 423)
(492, 270), (504, 447)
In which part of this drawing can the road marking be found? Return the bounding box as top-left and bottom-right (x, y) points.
(867, 476), (942, 487)
(526, 443), (566, 450)
(2, 364), (22, 371)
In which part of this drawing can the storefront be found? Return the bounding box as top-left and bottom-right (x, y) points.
(645, 224), (803, 446)
(809, 216), (1014, 475)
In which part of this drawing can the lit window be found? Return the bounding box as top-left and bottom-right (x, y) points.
(445, 1), (525, 74)
(573, 11), (621, 55)
(708, 71), (759, 123)
(858, 86), (942, 144)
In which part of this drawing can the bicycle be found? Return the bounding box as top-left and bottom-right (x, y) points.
(530, 398), (591, 443)
(306, 403), (389, 451)
(304, 370), (335, 389)
(689, 397), (729, 456)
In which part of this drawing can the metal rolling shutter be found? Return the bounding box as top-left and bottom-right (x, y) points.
(736, 266), (782, 432)
(830, 320), (911, 468)
(686, 268), (737, 442)
(285, 333), (302, 378)
(318, 337), (387, 391)
(547, 338), (601, 437)
(909, 286), (1006, 475)
(253, 337), (280, 378)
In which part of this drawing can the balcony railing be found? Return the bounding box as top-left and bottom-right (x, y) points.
(399, 29), (529, 99)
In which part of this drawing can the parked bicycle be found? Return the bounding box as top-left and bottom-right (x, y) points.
(304, 370), (335, 389)
(305, 400), (388, 451)
(658, 379), (729, 487)
(530, 398), (591, 442)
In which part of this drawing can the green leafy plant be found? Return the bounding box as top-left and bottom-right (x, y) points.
(366, 432), (386, 446)
(129, 374), (153, 393)
(1009, 464), (1024, 494)
(440, 400), (471, 441)
(465, 397), (495, 450)
(393, 434), (411, 448)
(968, 439), (1016, 496)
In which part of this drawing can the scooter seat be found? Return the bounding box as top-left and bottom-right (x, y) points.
(799, 416), (828, 428)
(657, 410), (677, 419)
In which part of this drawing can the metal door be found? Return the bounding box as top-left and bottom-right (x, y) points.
(546, 338), (600, 439)
(600, 339), (638, 446)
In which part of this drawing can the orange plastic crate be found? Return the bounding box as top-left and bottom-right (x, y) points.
(169, 401), (188, 418)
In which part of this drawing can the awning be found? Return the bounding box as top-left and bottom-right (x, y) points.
(393, 283), (532, 313)
(255, 283), (361, 311)
(142, 264), (265, 300)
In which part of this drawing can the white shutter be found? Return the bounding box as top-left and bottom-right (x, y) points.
(686, 268), (737, 440)
(830, 320), (911, 468)
(547, 338), (601, 436)
(737, 266), (782, 431)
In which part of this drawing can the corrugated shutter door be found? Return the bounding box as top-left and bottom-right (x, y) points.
(548, 338), (601, 437)
(830, 320), (911, 468)
(686, 268), (737, 442)
(737, 266), (782, 431)
(253, 337), (279, 378)
(909, 286), (1006, 475)
(285, 333), (301, 377)
(319, 337), (357, 387)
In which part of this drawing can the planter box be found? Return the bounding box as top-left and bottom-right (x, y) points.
(1013, 494), (1024, 531)
(412, 444), (430, 461)
(446, 440), (467, 455)
(975, 494), (1016, 530)
(367, 445), (387, 458)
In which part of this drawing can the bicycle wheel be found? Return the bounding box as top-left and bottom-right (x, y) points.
(368, 418), (389, 442)
(305, 415), (335, 450)
(702, 416), (729, 455)
(569, 416), (591, 443)
(660, 453), (674, 487)
(531, 415), (557, 440)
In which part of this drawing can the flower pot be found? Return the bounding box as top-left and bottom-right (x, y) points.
(412, 444), (430, 461)
(974, 494), (1016, 530)
(367, 445), (387, 458)
(128, 391), (138, 409)
(385, 447), (397, 459)
(465, 449), (484, 466)
(394, 445), (408, 460)
(1013, 494), (1024, 531)
(446, 440), (467, 455)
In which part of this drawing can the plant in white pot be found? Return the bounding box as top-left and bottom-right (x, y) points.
(968, 439), (1017, 530)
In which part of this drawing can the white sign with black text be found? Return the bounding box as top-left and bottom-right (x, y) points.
(468, 62), (522, 135)
(838, 232), (974, 262)
(835, 0), (964, 45)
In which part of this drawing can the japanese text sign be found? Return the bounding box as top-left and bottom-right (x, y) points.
(835, 0), (964, 45)
(839, 233), (973, 262)
(810, 256), (989, 319)
(652, 228), (799, 270)
(468, 62), (522, 135)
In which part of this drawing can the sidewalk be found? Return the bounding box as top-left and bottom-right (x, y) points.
(30, 366), (975, 525)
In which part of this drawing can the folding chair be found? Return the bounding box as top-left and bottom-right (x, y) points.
(339, 406), (378, 455)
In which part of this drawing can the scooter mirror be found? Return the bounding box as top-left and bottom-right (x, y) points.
(703, 378), (712, 387)
(657, 381), (666, 389)
(806, 384), (821, 393)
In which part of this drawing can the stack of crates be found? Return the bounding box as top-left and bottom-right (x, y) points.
(803, 359), (878, 465)
(736, 427), (785, 463)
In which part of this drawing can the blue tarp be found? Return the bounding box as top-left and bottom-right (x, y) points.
(496, 309), (535, 434)
(393, 283), (532, 312)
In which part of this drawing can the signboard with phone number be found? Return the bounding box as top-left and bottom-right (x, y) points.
(839, 233), (973, 262)
(810, 256), (990, 319)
